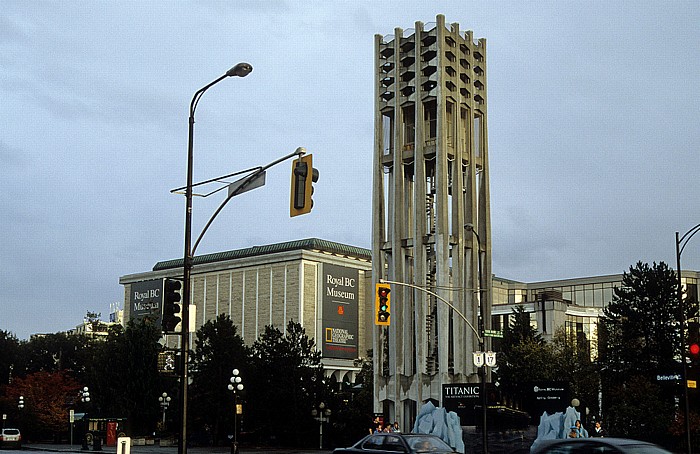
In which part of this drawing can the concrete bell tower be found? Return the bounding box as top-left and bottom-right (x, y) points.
(371, 15), (492, 428)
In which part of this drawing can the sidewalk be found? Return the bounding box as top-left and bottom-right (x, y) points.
(23, 443), (329, 454)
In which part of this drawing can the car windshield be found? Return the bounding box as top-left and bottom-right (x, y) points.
(3, 429), (20, 435)
(406, 435), (452, 452)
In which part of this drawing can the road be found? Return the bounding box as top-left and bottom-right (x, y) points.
(13, 443), (330, 454)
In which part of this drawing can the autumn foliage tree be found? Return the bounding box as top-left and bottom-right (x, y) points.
(4, 370), (80, 441)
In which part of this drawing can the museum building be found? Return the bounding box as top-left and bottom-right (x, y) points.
(119, 238), (373, 386)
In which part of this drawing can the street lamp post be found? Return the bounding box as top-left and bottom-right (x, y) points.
(227, 369), (244, 454)
(17, 396), (24, 432)
(311, 402), (331, 450)
(80, 387), (91, 451)
(676, 223), (700, 454)
(465, 223), (489, 454)
(159, 392), (171, 427)
(180, 62), (252, 454)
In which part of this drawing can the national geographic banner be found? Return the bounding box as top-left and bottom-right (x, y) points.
(322, 264), (359, 359)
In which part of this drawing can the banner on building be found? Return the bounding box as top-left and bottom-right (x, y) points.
(129, 279), (163, 324)
(442, 383), (483, 426)
(322, 264), (359, 359)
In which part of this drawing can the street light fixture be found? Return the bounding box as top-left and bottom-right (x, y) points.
(227, 369), (244, 454)
(311, 402), (331, 450)
(18, 396), (24, 410)
(465, 223), (489, 454)
(159, 392), (171, 427)
(81, 387), (91, 404)
(180, 63), (252, 454)
(676, 222), (700, 454)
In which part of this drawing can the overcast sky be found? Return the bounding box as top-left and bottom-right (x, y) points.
(1, 1), (698, 340)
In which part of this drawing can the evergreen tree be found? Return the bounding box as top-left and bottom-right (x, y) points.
(496, 306), (555, 395)
(600, 261), (685, 378)
(96, 319), (163, 435)
(598, 261), (697, 444)
(189, 314), (250, 445)
(248, 321), (325, 447)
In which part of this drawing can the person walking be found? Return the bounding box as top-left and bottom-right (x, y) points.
(590, 421), (607, 437)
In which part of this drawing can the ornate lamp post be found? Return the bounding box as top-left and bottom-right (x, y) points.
(159, 392), (171, 427)
(311, 402), (331, 450)
(227, 369), (244, 454)
(80, 387), (92, 451)
(17, 396), (24, 432)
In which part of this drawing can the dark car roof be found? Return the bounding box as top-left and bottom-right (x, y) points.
(532, 437), (672, 454)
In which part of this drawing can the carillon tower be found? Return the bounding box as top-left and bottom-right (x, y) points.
(371, 14), (492, 426)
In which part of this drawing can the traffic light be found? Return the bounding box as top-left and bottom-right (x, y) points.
(162, 278), (182, 333)
(689, 321), (700, 363)
(375, 283), (391, 326)
(290, 154), (319, 217)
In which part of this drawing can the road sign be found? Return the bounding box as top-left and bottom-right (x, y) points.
(228, 171), (266, 197)
(70, 409), (75, 423)
(484, 329), (503, 338)
(485, 351), (497, 367)
(473, 352), (484, 367)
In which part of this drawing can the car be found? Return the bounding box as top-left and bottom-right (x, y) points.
(0, 428), (22, 449)
(333, 432), (456, 454)
(530, 437), (672, 454)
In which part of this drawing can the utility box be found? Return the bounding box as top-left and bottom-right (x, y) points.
(117, 437), (131, 454)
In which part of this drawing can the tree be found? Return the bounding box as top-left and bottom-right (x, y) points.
(95, 319), (163, 435)
(598, 261), (697, 444)
(248, 321), (326, 447)
(189, 314), (250, 445)
(550, 327), (599, 418)
(503, 305), (544, 347)
(0, 330), (23, 386)
(328, 350), (374, 445)
(20, 332), (89, 375)
(496, 306), (555, 394)
(3, 370), (80, 441)
(600, 261), (685, 378)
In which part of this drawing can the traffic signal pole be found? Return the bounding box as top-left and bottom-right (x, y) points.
(378, 279), (487, 454)
(180, 63), (252, 454)
(676, 223), (700, 454)
(178, 64), (319, 454)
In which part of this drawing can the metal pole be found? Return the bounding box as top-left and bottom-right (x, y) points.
(677, 227), (698, 454)
(319, 414), (323, 450)
(180, 107), (195, 454)
(233, 396), (238, 454)
(180, 72), (228, 454)
(473, 229), (488, 454)
(380, 277), (487, 452)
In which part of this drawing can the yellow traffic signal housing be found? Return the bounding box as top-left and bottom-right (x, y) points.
(375, 283), (391, 326)
(162, 278), (182, 333)
(290, 154), (319, 217)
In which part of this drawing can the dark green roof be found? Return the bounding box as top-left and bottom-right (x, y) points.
(153, 238), (372, 271)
